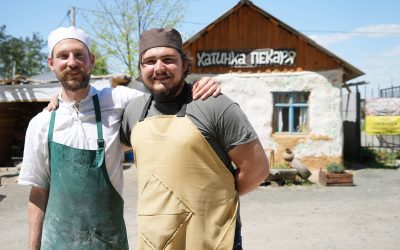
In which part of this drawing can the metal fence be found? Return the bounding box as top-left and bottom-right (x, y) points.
(381, 86), (400, 98)
(361, 84), (400, 151)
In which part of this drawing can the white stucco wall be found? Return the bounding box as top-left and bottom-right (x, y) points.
(192, 69), (344, 158)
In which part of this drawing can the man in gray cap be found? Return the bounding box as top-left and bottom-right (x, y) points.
(121, 28), (270, 250)
(18, 26), (220, 250)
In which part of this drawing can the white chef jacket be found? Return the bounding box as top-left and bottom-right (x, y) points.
(18, 85), (143, 196)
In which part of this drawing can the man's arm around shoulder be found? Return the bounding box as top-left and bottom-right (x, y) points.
(228, 139), (270, 195)
(28, 187), (49, 250)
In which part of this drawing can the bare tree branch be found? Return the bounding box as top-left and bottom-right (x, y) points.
(83, 0), (189, 77)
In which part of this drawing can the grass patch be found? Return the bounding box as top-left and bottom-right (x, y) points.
(359, 148), (399, 169)
(284, 178), (315, 186)
(271, 162), (290, 169)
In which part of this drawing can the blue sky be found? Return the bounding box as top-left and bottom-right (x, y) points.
(1, 0), (400, 94)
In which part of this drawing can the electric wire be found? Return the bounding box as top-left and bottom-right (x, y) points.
(55, 12), (69, 28)
(72, 6), (400, 36)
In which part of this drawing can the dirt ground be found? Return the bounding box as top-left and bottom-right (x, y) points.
(0, 165), (399, 250)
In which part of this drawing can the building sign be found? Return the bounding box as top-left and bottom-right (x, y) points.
(365, 116), (400, 134)
(197, 48), (296, 68)
(365, 98), (400, 135)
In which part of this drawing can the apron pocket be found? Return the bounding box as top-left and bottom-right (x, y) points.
(138, 174), (193, 249)
(42, 218), (124, 250)
(92, 231), (125, 250)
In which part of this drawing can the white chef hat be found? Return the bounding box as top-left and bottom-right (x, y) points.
(48, 26), (91, 56)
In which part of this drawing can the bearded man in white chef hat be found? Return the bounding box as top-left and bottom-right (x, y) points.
(47, 26), (94, 93)
(18, 26), (220, 250)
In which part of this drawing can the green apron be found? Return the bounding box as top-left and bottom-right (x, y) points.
(41, 95), (128, 250)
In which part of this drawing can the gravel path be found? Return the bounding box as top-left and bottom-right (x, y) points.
(1, 166), (399, 250)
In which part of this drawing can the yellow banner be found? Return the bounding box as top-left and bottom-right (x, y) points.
(365, 116), (400, 135)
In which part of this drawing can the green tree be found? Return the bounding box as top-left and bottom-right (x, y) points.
(0, 25), (46, 79)
(83, 0), (190, 77)
(91, 43), (109, 75)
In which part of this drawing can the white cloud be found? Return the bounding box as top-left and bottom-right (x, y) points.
(363, 45), (400, 65)
(306, 24), (400, 91)
(355, 24), (400, 38)
(381, 45), (400, 57)
(307, 24), (400, 46)
(308, 33), (355, 45)
(359, 45), (400, 89)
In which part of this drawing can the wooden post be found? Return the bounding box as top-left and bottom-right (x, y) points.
(69, 6), (75, 26)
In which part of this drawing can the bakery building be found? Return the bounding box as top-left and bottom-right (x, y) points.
(0, 0), (364, 170)
(184, 0), (364, 169)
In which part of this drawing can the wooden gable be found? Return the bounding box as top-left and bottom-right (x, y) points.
(183, 0), (363, 81)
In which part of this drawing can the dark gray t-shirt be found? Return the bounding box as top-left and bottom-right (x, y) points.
(120, 84), (258, 172)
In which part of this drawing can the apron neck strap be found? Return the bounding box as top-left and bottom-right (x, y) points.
(92, 94), (104, 148)
(139, 85), (190, 121)
(47, 94), (104, 148)
(139, 95), (153, 122)
(48, 111), (56, 142)
(177, 84), (190, 117)
(139, 95), (188, 121)
(177, 102), (187, 117)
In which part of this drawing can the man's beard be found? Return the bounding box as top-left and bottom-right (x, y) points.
(146, 73), (185, 102)
(57, 67), (91, 91)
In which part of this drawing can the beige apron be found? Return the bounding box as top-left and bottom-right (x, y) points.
(131, 96), (238, 250)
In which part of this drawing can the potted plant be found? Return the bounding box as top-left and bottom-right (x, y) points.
(319, 163), (353, 186)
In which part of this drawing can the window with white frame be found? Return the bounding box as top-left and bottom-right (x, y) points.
(273, 92), (309, 133)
